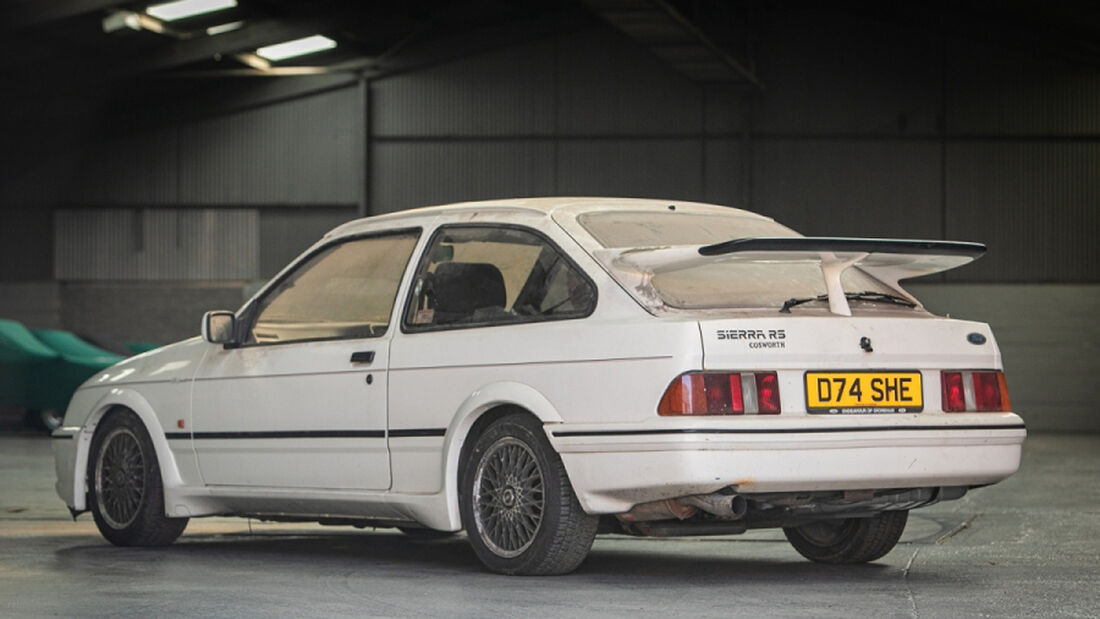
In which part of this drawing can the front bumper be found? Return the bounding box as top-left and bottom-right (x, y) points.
(548, 413), (1025, 514)
(51, 427), (84, 512)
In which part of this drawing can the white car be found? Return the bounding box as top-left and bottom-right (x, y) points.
(52, 198), (1025, 575)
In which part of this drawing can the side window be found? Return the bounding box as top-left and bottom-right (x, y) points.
(247, 231), (419, 344)
(404, 226), (596, 330)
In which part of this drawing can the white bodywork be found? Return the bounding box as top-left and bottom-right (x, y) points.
(53, 198), (1025, 531)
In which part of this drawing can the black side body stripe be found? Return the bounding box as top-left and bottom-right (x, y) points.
(166, 428), (447, 440)
(551, 424), (1026, 438)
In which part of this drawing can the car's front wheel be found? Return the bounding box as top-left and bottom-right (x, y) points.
(88, 410), (188, 546)
(783, 510), (908, 564)
(460, 413), (598, 575)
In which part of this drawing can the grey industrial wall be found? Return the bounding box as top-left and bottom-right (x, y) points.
(0, 10), (1095, 430)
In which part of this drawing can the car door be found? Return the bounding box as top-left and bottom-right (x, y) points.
(189, 229), (420, 490)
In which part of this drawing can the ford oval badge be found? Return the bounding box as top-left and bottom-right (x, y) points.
(967, 332), (987, 345)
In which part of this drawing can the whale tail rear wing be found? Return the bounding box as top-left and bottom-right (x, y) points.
(602, 237), (987, 316)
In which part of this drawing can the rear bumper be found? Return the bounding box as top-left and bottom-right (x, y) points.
(547, 413), (1025, 513)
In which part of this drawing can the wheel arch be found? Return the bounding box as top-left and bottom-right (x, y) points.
(71, 390), (183, 513)
(435, 381), (563, 530)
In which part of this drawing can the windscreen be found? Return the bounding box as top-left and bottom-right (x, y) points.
(579, 211), (902, 310)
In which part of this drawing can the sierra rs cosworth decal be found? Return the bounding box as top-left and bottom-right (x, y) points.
(715, 328), (787, 349)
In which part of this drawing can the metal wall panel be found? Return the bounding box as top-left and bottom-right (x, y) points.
(61, 282), (247, 344)
(752, 10), (941, 136)
(703, 138), (747, 207)
(555, 30), (704, 136)
(372, 39), (556, 137)
(751, 139), (942, 238)
(259, 207), (357, 277)
(179, 87), (360, 205)
(68, 127), (179, 205)
(945, 141), (1100, 282)
(55, 208), (259, 280)
(370, 141), (555, 214)
(947, 40), (1100, 135)
(0, 205), (53, 281)
(704, 90), (748, 134)
(556, 139), (704, 199)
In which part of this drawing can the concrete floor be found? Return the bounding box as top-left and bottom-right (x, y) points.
(1, 433), (1097, 618)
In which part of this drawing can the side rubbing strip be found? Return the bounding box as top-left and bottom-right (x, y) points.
(389, 428), (447, 438)
(166, 428), (447, 440)
(551, 424), (1026, 438)
(175, 430), (386, 440)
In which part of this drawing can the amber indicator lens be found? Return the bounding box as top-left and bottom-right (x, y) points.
(658, 371), (778, 416)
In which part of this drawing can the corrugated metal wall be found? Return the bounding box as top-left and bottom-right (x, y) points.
(69, 86), (360, 207)
(370, 30), (742, 213)
(259, 207), (356, 276)
(55, 208), (259, 280)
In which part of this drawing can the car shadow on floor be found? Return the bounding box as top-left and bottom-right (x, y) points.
(48, 523), (965, 588)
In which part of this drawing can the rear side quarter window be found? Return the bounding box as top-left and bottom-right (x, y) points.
(403, 225), (596, 331)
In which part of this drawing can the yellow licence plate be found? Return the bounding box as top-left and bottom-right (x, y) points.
(804, 372), (923, 414)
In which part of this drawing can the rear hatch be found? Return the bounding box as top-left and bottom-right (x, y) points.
(699, 315), (1000, 414)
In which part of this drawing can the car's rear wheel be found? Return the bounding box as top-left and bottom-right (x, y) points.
(89, 410), (188, 546)
(783, 510), (908, 564)
(459, 413), (598, 575)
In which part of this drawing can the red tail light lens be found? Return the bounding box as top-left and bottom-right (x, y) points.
(973, 372), (1003, 411)
(941, 370), (1011, 412)
(658, 372), (778, 416)
(941, 371), (965, 412)
(755, 372), (781, 414)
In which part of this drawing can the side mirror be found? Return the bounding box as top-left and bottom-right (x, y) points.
(201, 311), (237, 345)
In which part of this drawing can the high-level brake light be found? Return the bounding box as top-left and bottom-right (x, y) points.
(658, 372), (780, 416)
(941, 371), (1011, 412)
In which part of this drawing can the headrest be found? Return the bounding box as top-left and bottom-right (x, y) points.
(431, 262), (507, 315)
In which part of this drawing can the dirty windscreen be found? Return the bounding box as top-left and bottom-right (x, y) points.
(578, 211), (899, 310)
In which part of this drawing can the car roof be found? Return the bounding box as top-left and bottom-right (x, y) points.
(325, 197), (771, 239)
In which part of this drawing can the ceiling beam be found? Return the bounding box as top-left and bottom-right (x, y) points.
(3, 0), (130, 30)
(111, 18), (334, 77)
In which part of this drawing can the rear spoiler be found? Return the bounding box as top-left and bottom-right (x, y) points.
(602, 237), (986, 316)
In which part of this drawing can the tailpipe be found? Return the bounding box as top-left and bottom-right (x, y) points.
(682, 493), (748, 520)
(618, 492), (749, 523)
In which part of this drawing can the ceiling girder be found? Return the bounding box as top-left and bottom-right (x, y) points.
(112, 18), (335, 77)
(3, 0), (130, 30)
(581, 0), (760, 87)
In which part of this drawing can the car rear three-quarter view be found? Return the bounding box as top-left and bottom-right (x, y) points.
(51, 198), (1025, 576)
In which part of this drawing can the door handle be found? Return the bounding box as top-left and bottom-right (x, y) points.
(350, 351), (375, 364)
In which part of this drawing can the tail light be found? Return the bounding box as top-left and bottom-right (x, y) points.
(658, 372), (780, 416)
(940, 371), (1011, 413)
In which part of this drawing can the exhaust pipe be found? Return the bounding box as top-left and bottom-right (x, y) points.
(618, 493), (749, 523)
(682, 493), (748, 520)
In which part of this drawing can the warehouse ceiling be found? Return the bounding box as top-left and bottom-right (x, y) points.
(0, 0), (1097, 143)
(5, 1), (1095, 85)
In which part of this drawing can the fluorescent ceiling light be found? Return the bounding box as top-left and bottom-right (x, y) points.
(147, 0), (237, 22)
(256, 35), (337, 62)
(206, 21), (244, 36)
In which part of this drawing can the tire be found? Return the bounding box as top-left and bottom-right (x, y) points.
(88, 410), (188, 546)
(783, 510), (908, 564)
(459, 413), (598, 575)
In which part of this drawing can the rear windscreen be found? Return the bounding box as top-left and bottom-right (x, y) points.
(578, 211), (904, 311)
